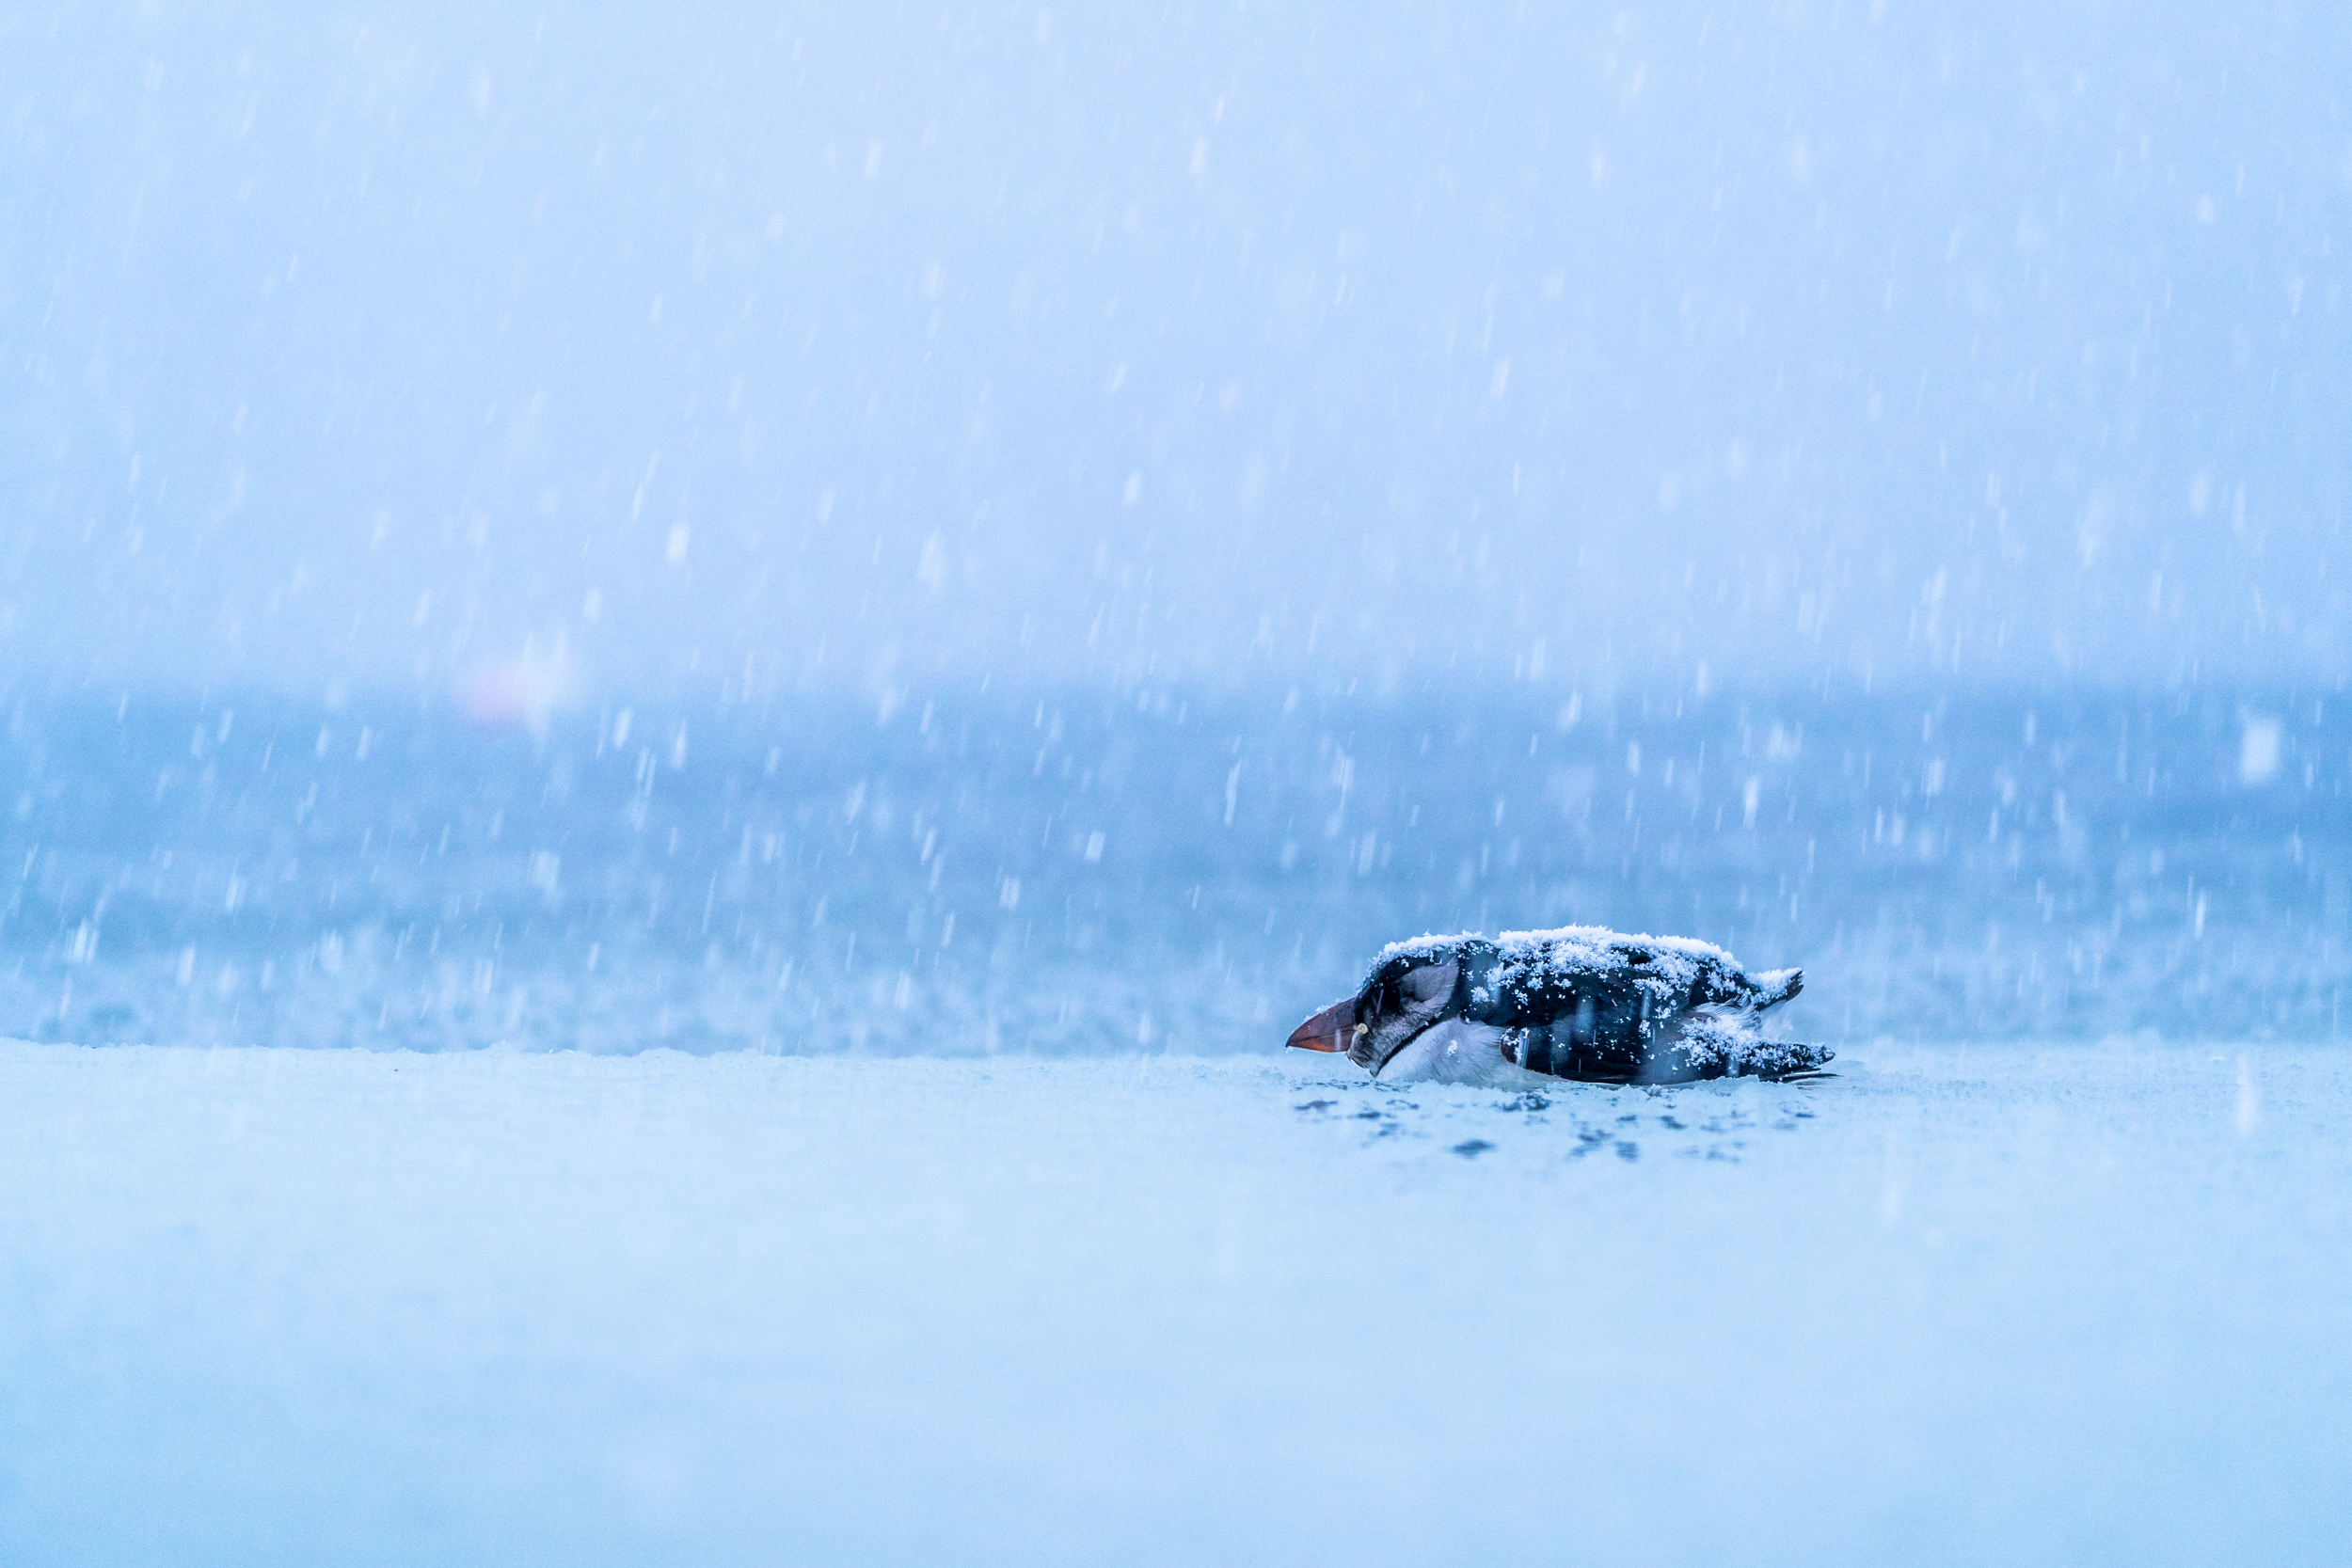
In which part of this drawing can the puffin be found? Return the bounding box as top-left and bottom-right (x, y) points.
(1285, 926), (1831, 1085)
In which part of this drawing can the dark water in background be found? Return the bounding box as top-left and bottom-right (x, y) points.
(3, 682), (2346, 1053)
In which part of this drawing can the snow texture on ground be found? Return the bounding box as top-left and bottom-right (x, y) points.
(4, 1039), (2346, 1565)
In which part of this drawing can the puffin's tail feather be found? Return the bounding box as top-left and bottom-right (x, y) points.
(1752, 968), (1804, 1009)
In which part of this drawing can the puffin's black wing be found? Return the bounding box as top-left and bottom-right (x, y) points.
(1467, 951), (1659, 1083)
(1468, 944), (1831, 1085)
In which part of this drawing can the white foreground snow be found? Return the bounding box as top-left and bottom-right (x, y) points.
(2, 1040), (2347, 1565)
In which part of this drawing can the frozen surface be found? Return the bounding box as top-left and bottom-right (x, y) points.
(4, 1039), (2347, 1565)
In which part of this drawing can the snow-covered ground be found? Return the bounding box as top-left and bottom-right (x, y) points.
(5, 1039), (2345, 1565)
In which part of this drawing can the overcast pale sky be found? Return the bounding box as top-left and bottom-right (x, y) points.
(4, 1), (2345, 700)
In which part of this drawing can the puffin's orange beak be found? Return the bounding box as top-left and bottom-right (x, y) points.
(1286, 997), (1355, 1053)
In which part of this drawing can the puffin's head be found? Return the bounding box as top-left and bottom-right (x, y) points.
(1285, 945), (1464, 1074)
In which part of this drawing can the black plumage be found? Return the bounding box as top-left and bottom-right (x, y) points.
(1289, 926), (1831, 1084)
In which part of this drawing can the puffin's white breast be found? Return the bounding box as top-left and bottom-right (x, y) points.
(1377, 1019), (1551, 1085)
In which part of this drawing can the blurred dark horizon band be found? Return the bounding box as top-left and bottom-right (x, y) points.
(6, 676), (2344, 1054)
